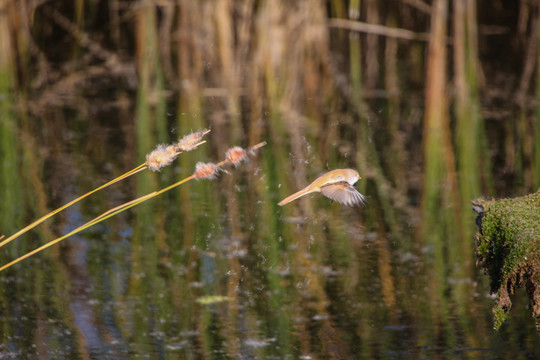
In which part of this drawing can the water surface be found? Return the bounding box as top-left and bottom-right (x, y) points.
(0, 110), (537, 359)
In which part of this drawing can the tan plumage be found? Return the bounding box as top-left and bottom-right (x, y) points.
(278, 169), (365, 206)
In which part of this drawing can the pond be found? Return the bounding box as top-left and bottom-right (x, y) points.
(0, 103), (538, 359)
(1, 0), (539, 358)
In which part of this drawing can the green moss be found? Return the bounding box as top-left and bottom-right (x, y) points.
(473, 189), (540, 330)
(492, 306), (508, 330)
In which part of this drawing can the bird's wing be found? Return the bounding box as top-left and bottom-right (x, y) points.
(320, 182), (365, 206)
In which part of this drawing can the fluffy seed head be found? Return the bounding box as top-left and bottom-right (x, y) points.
(175, 129), (210, 152)
(165, 145), (177, 156)
(193, 162), (219, 180)
(226, 146), (248, 166)
(146, 145), (177, 172)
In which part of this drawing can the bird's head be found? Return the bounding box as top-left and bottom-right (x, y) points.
(344, 169), (361, 184)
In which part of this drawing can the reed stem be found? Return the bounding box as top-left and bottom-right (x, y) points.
(0, 163), (147, 250)
(0, 142), (266, 272)
(0, 131), (210, 251)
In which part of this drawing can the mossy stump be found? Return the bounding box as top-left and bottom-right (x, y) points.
(473, 189), (540, 330)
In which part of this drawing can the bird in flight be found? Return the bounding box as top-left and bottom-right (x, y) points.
(278, 169), (365, 206)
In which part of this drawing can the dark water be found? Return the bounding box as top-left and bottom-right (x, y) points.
(0, 105), (538, 360)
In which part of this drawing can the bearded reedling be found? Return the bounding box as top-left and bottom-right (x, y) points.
(278, 169), (365, 206)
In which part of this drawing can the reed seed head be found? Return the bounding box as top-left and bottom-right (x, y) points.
(146, 144), (177, 172)
(193, 162), (219, 180)
(175, 129), (210, 152)
(166, 145), (177, 156)
(226, 146), (248, 166)
(144, 130), (210, 172)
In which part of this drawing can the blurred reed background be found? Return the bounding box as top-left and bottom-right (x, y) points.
(0, 0), (539, 358)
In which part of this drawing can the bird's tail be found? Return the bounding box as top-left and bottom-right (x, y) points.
(278, 187), (315, 206)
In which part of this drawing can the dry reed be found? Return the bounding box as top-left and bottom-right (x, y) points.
(193, 162), (220, 179)
(146, 129), (210, 171)
(0, 141), (266, 272)
(0, 129), (210, 251)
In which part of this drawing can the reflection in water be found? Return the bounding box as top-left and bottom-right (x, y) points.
(0, 1), (539, 359)
(0, 87), (538, 360)
(0, 126), (538, 359)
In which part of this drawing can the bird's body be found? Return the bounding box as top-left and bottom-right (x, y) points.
(278, 169), (365, 206)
